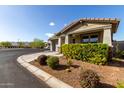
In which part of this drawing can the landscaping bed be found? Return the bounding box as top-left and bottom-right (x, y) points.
(30, 56), (124, 88)
(30, 56), (81, 87)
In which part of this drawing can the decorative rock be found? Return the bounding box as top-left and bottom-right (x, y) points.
(66, 68), (71, 72)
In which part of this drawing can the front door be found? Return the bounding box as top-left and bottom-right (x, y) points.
(53, 39), (58, 51)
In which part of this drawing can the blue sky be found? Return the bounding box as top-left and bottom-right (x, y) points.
(0, 5), (124, 42)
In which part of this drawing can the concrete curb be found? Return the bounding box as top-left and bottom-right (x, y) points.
(17, 53), (73, 88)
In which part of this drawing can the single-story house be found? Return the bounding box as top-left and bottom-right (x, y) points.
(48, 18), (120, 52)
(11, 42), (30, 48)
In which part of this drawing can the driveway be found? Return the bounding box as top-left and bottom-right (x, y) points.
(0, 48), (50, 88)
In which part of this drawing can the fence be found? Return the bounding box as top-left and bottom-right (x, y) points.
(112, 41), (124, 56)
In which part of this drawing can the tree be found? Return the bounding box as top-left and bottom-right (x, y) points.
(30, 38), (45, 48)
(0, 41), (12, 48)
(18, 42), (25, 48)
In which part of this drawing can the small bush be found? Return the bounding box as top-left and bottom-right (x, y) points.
(116, 81), (124, 88)
(47, 55), (51, 59)
(120, 51), (124, 58)
(115, 50), (122, 58)
(47, 56), (59, 69)
(80, 69), (100, 88)
(114, 43), (124, 59)
(37, 55), (47, 65)
(115, 50), (124, 59)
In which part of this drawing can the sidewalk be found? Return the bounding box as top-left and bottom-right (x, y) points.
(17, 51), (72, 88)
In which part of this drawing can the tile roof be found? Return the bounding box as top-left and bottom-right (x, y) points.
(49, 18), (120, 40)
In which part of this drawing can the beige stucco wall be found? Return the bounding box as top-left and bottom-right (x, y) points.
(61, 37), (65, 45)
(69, 34), (81, 44)
(99, 31), (103, 43)
(68, 30), (104, 44)
(65, 23), (111, 35)
(60, 22), (112, 44)
(103, 27), (112, 46)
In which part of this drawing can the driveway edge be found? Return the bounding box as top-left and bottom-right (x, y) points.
(17, 53), (73, 88)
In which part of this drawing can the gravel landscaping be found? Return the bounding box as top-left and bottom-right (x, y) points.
(30, 56), (124, 88)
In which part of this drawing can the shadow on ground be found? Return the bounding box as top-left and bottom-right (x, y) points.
(55, 64), (80, 70)
(98, 82), (116, 88)
(108, 60), (124, 68)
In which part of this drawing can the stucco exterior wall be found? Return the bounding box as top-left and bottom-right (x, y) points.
(68, 30), (104, 44)
(103, 27), (112, 46)
(99, 31), (103, 42)
(65, 23), (111, 35)
(50, 22), (114, 51)
(69, 34), (81, 44)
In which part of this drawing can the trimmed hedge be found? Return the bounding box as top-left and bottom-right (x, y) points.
(61, 43), (109, 65)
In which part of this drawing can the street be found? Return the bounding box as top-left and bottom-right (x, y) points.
(0, 48), (50, 88)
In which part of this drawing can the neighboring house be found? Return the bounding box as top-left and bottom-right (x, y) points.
(49, 18), (120, 52)
(11, 42), (19, 48)
(11, 42), (30, 48)
(23, 42), (31, 48)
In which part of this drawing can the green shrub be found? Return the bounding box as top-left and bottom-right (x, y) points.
(47, 55), (51, 59)
(80, 69), (100, 88)
(115, 50), (124, 59)
(114, 42), (124, 58)
(120, 51), (124, 58)
(115, 50), (122, 58)
(47, 56), (59, 69)
(37, 55), (47, 65)
(116, 81), (124, 88)
(88, 54), (107, 65)
(61, 43), (109, 65)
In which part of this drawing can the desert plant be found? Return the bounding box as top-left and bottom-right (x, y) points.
(47, 56), (59, 69)
(115, 42), (120, 54)
(116, 81), (124, 88)
(80, 68), (100, 88)
(115, 50), (124, 59)
(120, 51), (124, 58)
(115, 50), (122, 58)
(37, 55), (47, 65)
(47, 55), (51, 59)
(115, 42), (123, 58)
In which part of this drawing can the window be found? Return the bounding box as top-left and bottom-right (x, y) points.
(81, 34), (99, 43)
(90, 35), (98, 43)
(82, 35), (89, 43)
(72, 39), (75, 43)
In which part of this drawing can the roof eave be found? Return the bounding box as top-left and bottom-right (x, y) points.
(49, 18), (120, 39)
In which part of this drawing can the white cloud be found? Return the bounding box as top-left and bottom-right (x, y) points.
(64, 24), (67, 27)
(45, 33), (54, 38)
(49, 22), (55, 26)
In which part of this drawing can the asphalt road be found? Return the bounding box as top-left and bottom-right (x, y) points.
(0, 48), (50, 88)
